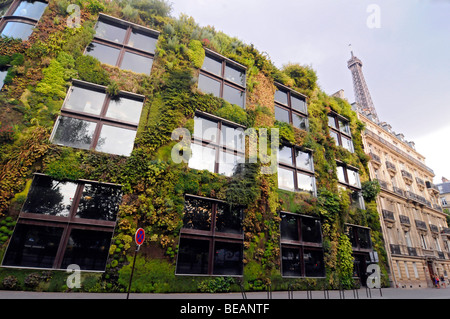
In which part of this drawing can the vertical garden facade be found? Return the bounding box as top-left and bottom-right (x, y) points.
(0, 0), (389, 292)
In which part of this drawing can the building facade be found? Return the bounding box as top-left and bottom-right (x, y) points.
(0, 0), (388, 292)
(437, 178), (450, 211)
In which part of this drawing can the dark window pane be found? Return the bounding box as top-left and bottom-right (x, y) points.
(295, 149), (313, 171)
(304, 249), (325, 277)
(120, 51), (153, 75)
(274, 105), (289, 123)
(224, 63), (245, 87)
(274, 89), (288, 105)
(95, 20), (127, 43)
(357, 227), (372, 249)
(63, 85), (106, 116)
(85, 42), (120, 67)
(127, 30), (158, 53)
(213, 241), (243, 275)
(201, 55), (222, 76)
(198, 74), (221, 97)
(301, 217), (322, 243)
(291, 95), (307, 114)
(278, 145), (293, 166)
(297, 172), (315, 195)
(188, 143), (216, 173)
(347, 226), (357, 248)
(193, 116), (217, 142)
(176, 238), (209, 275)
(182, 197), (213, 231)
(60, 229), (112, 271)
(95, 124), (137, 156)
(22, 175), (77, 217)
(1, 21), (34, 40)
(223, 85), (245, 108)
(278, 166), (295, 192)
(281, 247), (301, 277)
(12, 1), (47, 20)
(75, 183), (122, 221)
(105, 96), (144, 125)
(3, 223), (63, 269)
(216, 203), (243, 234)
(293, 114), (308, 130)
(51, 116), (96, 150)
(280, 213), (299, 241)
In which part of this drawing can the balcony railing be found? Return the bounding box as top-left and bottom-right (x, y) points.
(399, 214), (410, 225)
(407, 247), (418, 256)
(393, 186), (404, 196)
(416, 177), (425, 186)
(415, 219), (428, 231)
(382, 209), (395, 222)
(430, 224), (439, 233)
(401, 169), (413, 180)
(386, 161), (396, 172)
(390, 244), (401, 255)
(369, 152), (381, 164)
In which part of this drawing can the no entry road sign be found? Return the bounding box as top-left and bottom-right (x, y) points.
(135, 228), (145, 246)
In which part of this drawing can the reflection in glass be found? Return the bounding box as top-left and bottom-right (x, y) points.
(275, 106), (289, 123)
(328, 115), (336, 128)
(213, 241), (243, 275)
(291, 95), (307, 113)
(201, 55), (222, 76)
(295, 149), (312, 171)
(339, 119), (351, 135)
(220, 125), (245, 152)
(336, 166), (346, 184)
(280, 213), (299, 241)
(347, 169), (360, 188)
(297, 173), (315, 194)
(12, 1), (47, 20)
(278, 167), (295, 192)
(95, 124), (137, 156)
(330, 130), (339, 145)
(357, 227), (372, 249)
(193, 116), (217, 142)
(342, 136), (354, 152)
(223, 85), (244, 108)
(76, 183), (122, 221)
(127, 30), (158, 53)
(2, 224), (63, 269)
(182, 197), (213, 231)
(218, 151), (243, 177)
(120, 51), (153, 75)
(63, 86), (105, 116)
(60, 229), (112, 271)
(274, 89), (288, 105)
(278, 146), (293, 166)
(95, 20), (127, 43)
(301, 217), (322, 243)
(1, 21), (34, 40)
(188, 143), (216, 173)
(51, 116), (96, 150)
(0, 68), (8, 88)
(293, 114), (308, 130)
(22, 175), (77, 217)
(176, 238), (209, 275)
(216, 203), (243, 234)
(304, 249), (325, 277)
(281, 247), (301, 277)
(224, 63), (245, 87)
(85, 42), (120, 67)
(105, 96), (143, 125)
(198, 74), (221, 97)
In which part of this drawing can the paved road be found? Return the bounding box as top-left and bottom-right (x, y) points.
(1, 287), (450, 299)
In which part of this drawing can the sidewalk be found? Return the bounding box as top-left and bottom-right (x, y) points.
(1, 286), (450, 299)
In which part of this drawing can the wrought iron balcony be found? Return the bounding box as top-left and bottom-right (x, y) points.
(369, 152), (381, 164)
(407, 247), (418, 256)
(416, 177), (425, 187)
(393, 186), (404, 197)
(382, 209), (395, 222)
(415, 219), (428, 231)
(430, 224), (439, 233)
(401, 170), (413, 182)
(399, 214), (410, 225)
(385, 161), (397, 172)
(390, 244), (401, 255)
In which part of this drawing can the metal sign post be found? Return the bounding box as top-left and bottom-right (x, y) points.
(126, 228), (145, 299)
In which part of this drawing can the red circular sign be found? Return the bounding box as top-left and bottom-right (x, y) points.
(135, 228), (145, 246)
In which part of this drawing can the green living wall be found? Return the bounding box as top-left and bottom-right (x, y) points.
(0, 0), (388, 293)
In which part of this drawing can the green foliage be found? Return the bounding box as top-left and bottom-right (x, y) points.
(198, 277), (235, 293)
(186, 39), (205, 68)
(74, 55), (110, 86)
(361, 180), (381, 202)
(336, 234), (354, 288)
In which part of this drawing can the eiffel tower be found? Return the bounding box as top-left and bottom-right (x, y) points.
(347, 49), (378, 122)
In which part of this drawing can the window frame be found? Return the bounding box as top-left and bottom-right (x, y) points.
(85, 13), (159, 75)
(328, 111), (354, 152)
(1, 173), (122, 271)
(198, 48), (247, 109)
(189, 111), (246, 177)
(345, 223), (373, 252)
(0, 0), (48, 41)
(274, 82), (309, 131)
(50, 79), (145, 156)
(277, 142), (316, 196)
(176, 194), (244, 276)
(279, 211), (325, 278)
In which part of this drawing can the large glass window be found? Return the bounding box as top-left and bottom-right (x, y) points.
(176, 195), (244, 276)
(336, 163), (361, 189)
(280, 212), (324, 277)
(274, 83), (308, 131)
(346, 224), (373, 250)
(328, 112), (354, 152)
(2, 174), (122, 271)
(85, 14), (159, 75)
(198, 50), (246, 108)
(0, 0), (47, 40)
(277, 144), (316, 196)
(189, 113), (245, 177)
(50, 80), (144, 156)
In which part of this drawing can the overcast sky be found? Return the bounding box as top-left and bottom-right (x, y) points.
(169, 0), (450, 183)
